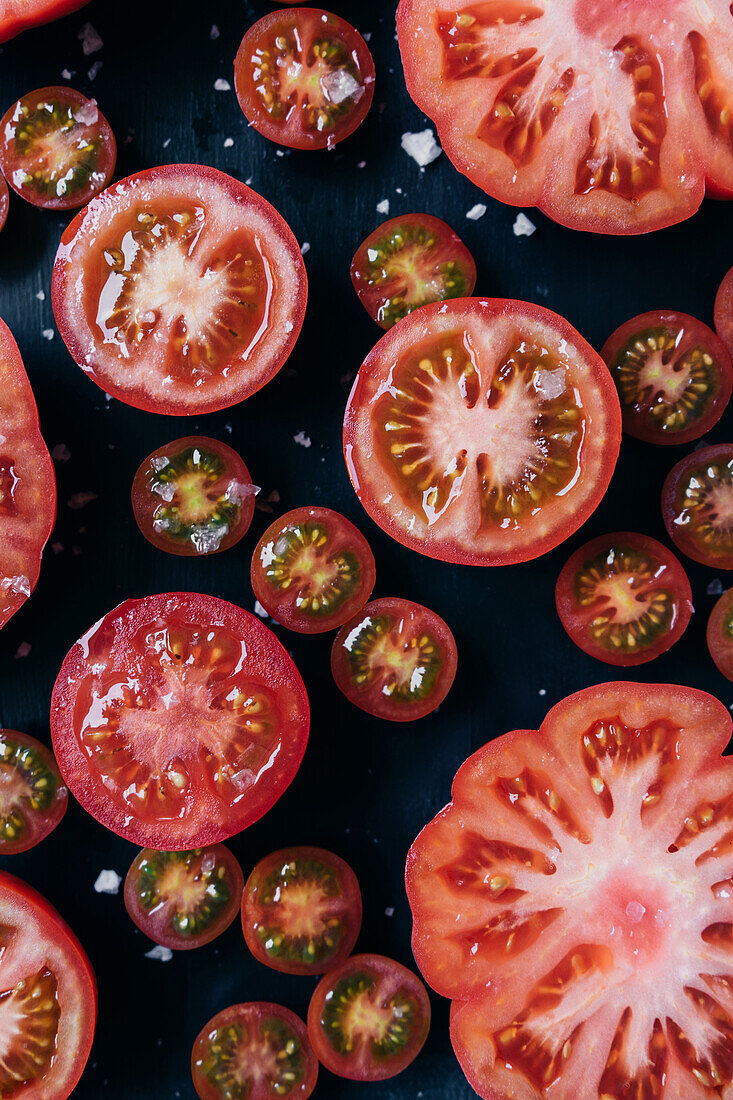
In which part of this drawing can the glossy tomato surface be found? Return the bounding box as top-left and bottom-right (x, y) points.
(0, 729), (67, 854)
(708, 587), (733, 680)
(0, 174), (8, 232)
(234, 8), (375, 151)
(251, 506), (375, 632)
(50, 592), (310, 849)
(51, 164), (307, 415)
(0, 0), (87, 42)
(242, 846), (362, 975)
(344, 298), (621, 566)
(715, 265), (733, 362)
(662, 444), (733, 569)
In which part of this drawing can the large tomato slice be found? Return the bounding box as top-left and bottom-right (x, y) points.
(50, 592), (310, 849)
(0, 0), (88, 43)
(343, 298), (621, 566)
(51, 165), (307, 416)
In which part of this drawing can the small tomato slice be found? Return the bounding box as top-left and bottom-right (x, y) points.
(132, 436), (256, 557)
(351, 213), (477, 330)
(50, 592), (310, 849)
(307, 954), (431, 1081)
(192, 1002), (317, 1100)
(0, 730), (67, 854)
(251, 506), (375, 633)
(601, 311), (733, 444)
(708, 587), (733, 680)
(241, 846), (362, 975)
(714, 265), (733, 360)
(0, 174), (8, 232)
(234, 8), (375, 151)
(662, 443), (733, 569)
(331, 597), (457, 721)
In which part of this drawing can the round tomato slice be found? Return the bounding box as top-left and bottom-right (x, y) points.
(251, 506), (376, 633)
(707, 587), (733, 680)
(555, 532), (693, 666)
(192, 1002), (317, 1100)
(601, 311), (733, 444)
(241, 846), (362, 975)
(714, 265), (733, 360)
(307, 954), (431, 1081)
(234, 8), (375, 151)
(350, 213), (477, 330)
(0, 87), (116, 211)
(343, 298), (621, 566)
(132, 436), (256, 557)
(0, 730), (67, 854)
(0, 0), (88, 42)
(662, 444), (733, 569)
(50, 592), (310, 849)
(51, 164), (307, 416)
(407, 681), (733, 1100)
(331, 597), (457, 722)
(0, 175), (8, 233)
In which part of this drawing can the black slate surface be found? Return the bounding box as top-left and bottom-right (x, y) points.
(1, 2), (733, 1098)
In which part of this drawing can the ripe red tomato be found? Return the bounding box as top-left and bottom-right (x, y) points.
(50, 592), (310, 850)
(132, 436), (256, 557)
(234, 8), (375, 151)
(0, 87), (116, 211)
(662, 444), (733, 569)
(708, 587), (733, 679)
(601, 311), (733, 444)
(0, 0), (88, 42)
(0, 730), (67, 853)
(241, 846), (362, 975)
(331, 597), (457, 721)
(714, 265), (733, 359)
(407, 681), (733, 1099)
(556, 532), (693, 666)
(307, 954), (431, 1081)
(251, 506), (376, 633)
(51, 164), (307, 416)
(0, 317), (56, 632)
(0, 174), (8, 232)
(343, 298), (621, 566)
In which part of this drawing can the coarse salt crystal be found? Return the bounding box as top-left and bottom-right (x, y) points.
(94, 869), (121, 895)
(42, 329), (54, 341)
(78, 22), (103, 55)
(210, 24), (220, 40)
(376, 199), (390, 215)
(385, 907), (395, 918)
(36, 290), (45, 301)
(466, 204), (487, 221)
(400, 129), (441, 168)
(14, 642), (31, 659)
(254, 601), (269, 618)
(145, 946), (173, 962)
(294, 431), (311, 448)
(162, 138), (171, 149)
(214, 78), (231, 92)
(223, 137), (234, 148)
(52, 443), (71, 462)
(60, 68), (75, 80)
(87, 61), (103, 81)
(300, 242), (311, 255)
(74, 101), (99, 126)
(513, 212), (536, 237)
(708, 579), (724, 596)
(68, 491), (97, 510)
(321, 68), (363, 106)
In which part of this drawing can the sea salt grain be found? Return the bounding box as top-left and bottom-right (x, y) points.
(466, 204), (487, 221)
(708, 578), (724, 596)
(214, 78), (231, 92)
(294, 431), (311, 449)
(400, 129), (441, 168)
(60, 68), (75, 80)
(210, 24), (220, 40)
(376, 198), (390, 215)
(385, 907), (395, 918)
(322, 68), (363, 106)
(78, 22), (103, 55)
(67, 491), (97, 510)
(36, 291), (45, 301)
(14, 642), (31, 659)
(254, 601), (268, 619)
(223, 137), (234, 148)
(52, 444), (71, 462)
(513, 212), (537, 237)
(94, 870), (121, 895)
(42, 329), (54, 341)
(87, 61), (103, 81)
(300, 242), (311, 255)
(145, 946), (173, 962)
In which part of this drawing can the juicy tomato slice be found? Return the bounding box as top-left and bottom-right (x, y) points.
(132, 436), (256, 557)
(0, 730), (67, 854)
(662, 443), (733, 569)
(0, 0), (88, 42)
(0, 87), (116, 211)
(331, 597), (457, 722)
(307, 953), (431, 1081)
(714, 265), (733, 360)
(601, 311), (733, 444)
(343, 298), (621, 566)
(251, 506), (376, 633)
(555, 532), (693, 666)
(708, 587), (733, 680)
(242, 846), (362, 975)
(0, 318), (56, 631)
(192, 1002), (317, 1100)
(350, 213), (477, 330)
(51, 164), (307, 416)
(407, 682), (733, 1100)
(50, 592), (310, 849)
(0, 174), (8, 232)
(234, 8), (375, 151)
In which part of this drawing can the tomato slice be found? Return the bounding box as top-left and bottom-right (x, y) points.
(0, 318), (56, 632)
(555, 532), (693, 666)
(662, 443), (733, 569)
(331, 597), (457, 721)
(234, 8), (375, 151)
(192, 1002), (317, 1100)
(601, 311), (733, 444)
(51, 164), (307, 415)
(0, 0), (88, 42)
(407, 681), (733, 1099)
(708, 587), (733, 680)
(714, 265), (733, 360)
(350, 213), (477, 330)
(251, 506), (376, 633)
(0, 730), (67, 854)
(0, 174), (8, 233)
(343, 298), (621, 566)
(241, 846), (362, 975)
(132, 436), (256, 557)
(50, 592), (310, 849)
(307, 954), (431, 1081)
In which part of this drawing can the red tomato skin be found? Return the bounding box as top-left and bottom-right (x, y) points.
(714, 266), (733, 360)
(708, 588), (733, 680)
(662, 444), (733, 568)
(0, 730), (68, 854)
(0, 175), (8, 232)
(0, 0), (88, 42)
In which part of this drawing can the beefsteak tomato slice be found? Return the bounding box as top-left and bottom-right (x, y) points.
(0, 730), (67, 854)
(0, 0), (88, 43)
(662, 444), (733, 569)
(708, 587), (733, 681)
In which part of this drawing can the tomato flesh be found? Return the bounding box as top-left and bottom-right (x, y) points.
(50, 592), (310, 849)
(0, 175), (8, 233)
(662, 443), (733, 569)
(707, 587), (733, 680)
(0, 730), (67, 854)
(715, 265), (733, 363)
(0, 0), (89, 42)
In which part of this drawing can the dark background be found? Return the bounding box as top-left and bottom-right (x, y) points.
(1, 1), (733, 1097)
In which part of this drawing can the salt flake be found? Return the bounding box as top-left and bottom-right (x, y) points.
(223, 137), (234, 148)
(60, 68), (75, 80)
(214, 78), (231, 92)
(94, 869), (121, 895)
(300, 242), (311, 255)
(254, 601), (269, 619)
(400, 129), (441, 168)
(145, 946), (173, 962)
(78, 22), (103, 55)
(466, 204), (487, 221)
(87, 61), (103, 81)
(36, 290), (45, 301)
(210, 23), (220, 40)
(293, 431), (311, 449)
(321, 68), (363, 106)
(513, 212), (537, 237)
(385, 907), (395, 918)
(708, 579), (724, 596)
(42, 329), (54, 341)
(376, 199), (390, 215)
(14, 642), (31, 659)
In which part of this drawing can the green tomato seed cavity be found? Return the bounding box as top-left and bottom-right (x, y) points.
(148, 445), (241, 553)
(0, 736), (58, 844)
(136, 850), (232, 937)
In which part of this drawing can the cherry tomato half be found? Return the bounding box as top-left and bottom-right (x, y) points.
(714, 265), (733, 360)
(708, 587), (733, 680)
(0, 175), (8, 232)
(662, 444), (733, 569)
(0, 729), (67, 854)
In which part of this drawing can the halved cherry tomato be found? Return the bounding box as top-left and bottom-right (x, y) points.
(0, 174), (8, 232)
(555, 532), (693, 666)
(708, 587), (733, 680)
(0, 730), (67, 854)
(307, 954), (431, 1081)
(343, 298), (621, 566)
(50, 592), (310, 849)
(0, 317), (56, 631)
(234, 8), (375, 151)
(0, 0), (88, 43)
(351, 213), (477, 330)
(331, 597), (457, 721)
(242, 846), (362, 975)
(124, 844), (243, 950)
(714, 265), (733, 360)
(0, 87), (116, 211)
(192, 1002), (317, 1100)
(601, 311), (733, 444)
(132, 436), (256, 557)
(662, 444), (733, 569)
(51, 164), (307, 415)
(407, 681), (733, 1099)
(251, 506), (375, 633)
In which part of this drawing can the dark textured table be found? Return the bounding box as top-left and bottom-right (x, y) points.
(1, 2), (733, 1097)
